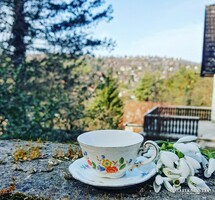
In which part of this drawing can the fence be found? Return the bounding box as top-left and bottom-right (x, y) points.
(144, 106), (211, 136)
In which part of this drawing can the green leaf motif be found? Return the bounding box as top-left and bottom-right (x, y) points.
(119, 164), (126, 170)
(92, 161), (96, 169)
(119, 157), (124, 164)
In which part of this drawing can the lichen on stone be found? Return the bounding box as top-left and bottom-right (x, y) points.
(52, 144), (82, 160)
(13, 144), (42, 161)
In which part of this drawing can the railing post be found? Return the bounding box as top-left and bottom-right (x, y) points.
(143, 106), (210, 136)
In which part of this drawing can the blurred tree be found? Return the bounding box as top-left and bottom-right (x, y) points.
(187, 77), (213, 106)
(134, 67), (211, 106)
(0, 0), (113, 65)
(0, 0), (113, 141)
(134, 72), (165, 102)
(86, 72), (123, 130)
(0, 57), (93, 140)
(165, 67), (198, 105)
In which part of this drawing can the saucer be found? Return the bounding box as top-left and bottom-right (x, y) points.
(68, 156), (156, 189)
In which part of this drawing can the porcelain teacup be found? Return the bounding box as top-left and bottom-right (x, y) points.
(77, 130), (159, 178)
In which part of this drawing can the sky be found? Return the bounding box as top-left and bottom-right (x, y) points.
(94, 0), (215, 63)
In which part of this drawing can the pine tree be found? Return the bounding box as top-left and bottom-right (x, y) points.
(0, 0), (113, 140)
(0, 0), (113, 65)
(86, 72), (123, 129)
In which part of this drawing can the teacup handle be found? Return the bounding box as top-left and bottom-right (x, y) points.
(130, 140), (159, 170)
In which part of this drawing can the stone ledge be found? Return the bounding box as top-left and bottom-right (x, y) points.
(0, 140), (215, 200)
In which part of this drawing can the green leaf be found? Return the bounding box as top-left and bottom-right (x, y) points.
(119, 164), (126, 170)
(176, 150), (184, 158)
(167, 143), (173, 148)
(200, 149), (214, 159)
(119, 157), (124, 164)
(160, 143), (166, 150)
(92, 162), (96, 169)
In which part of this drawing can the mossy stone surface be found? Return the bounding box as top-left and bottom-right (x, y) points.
(0, 140), (215, 200)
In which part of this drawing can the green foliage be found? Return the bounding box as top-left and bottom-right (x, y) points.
(164, 67), (198, 105)
(135, 67), (212, 106)
(135, 72), (166, 102)
(201, 148), (215, 159)
(0, 0), (114, 141)
(0, 57), (90, 141)
(85, 72), (124, 130)
(190, 77), (213, 106)
(0, 0), (113, 65)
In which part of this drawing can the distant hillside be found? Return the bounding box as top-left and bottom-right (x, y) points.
(86, 56), (200, 89)
(27, 54), (202, 98)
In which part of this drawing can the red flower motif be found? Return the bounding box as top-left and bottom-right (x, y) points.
(87, 159), (92, 166)
(106, 166), (118, 173)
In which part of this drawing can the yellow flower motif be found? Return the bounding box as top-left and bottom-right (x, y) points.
(102, 159), (112, 168)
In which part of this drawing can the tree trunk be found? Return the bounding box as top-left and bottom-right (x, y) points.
(11, 0), (28, 87)
(11, 0), (27, 65)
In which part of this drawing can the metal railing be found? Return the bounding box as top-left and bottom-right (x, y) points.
(144, 106), (211, 136)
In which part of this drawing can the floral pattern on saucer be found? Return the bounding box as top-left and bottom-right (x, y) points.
(68, 156), (156, 189)
(83, 151), (133, 174)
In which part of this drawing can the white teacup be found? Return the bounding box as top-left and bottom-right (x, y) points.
(77, 130), (159, 178)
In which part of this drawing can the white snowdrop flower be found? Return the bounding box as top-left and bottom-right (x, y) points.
(196, 152), (203, 160)
(184, 155), (201, 170)
(204, 158), (215, 178)
(153, 175), (172, 193)
(201, 155), (209, 170)
(177, 177), (185, 184)
(172, 177), (185, 190)
(176, 136), (197, 143)
(178, 158), (190, 178)
(153, 180), (162, 193)
(153, 174), (163, 193)
(186, 152), (204, 163)
(173, 142), (200, 155)
(152, 137), (212, 194)
(162, 167), (181, 179)
(185, 159), (195, 176)
(187, 176), (211, 194)
(183, 152), (207, 172)
(163, 180), (176, 193)
(156, 159), (163, 172)
(160, 151), (179, 168)
(190, 142), (201, 149)
(155, 174), (164, 185)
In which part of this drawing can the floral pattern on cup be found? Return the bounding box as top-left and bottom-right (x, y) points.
(83, 151), (133, 174)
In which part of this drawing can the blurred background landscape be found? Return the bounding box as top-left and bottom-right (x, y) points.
(0, 0), (213, 142)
